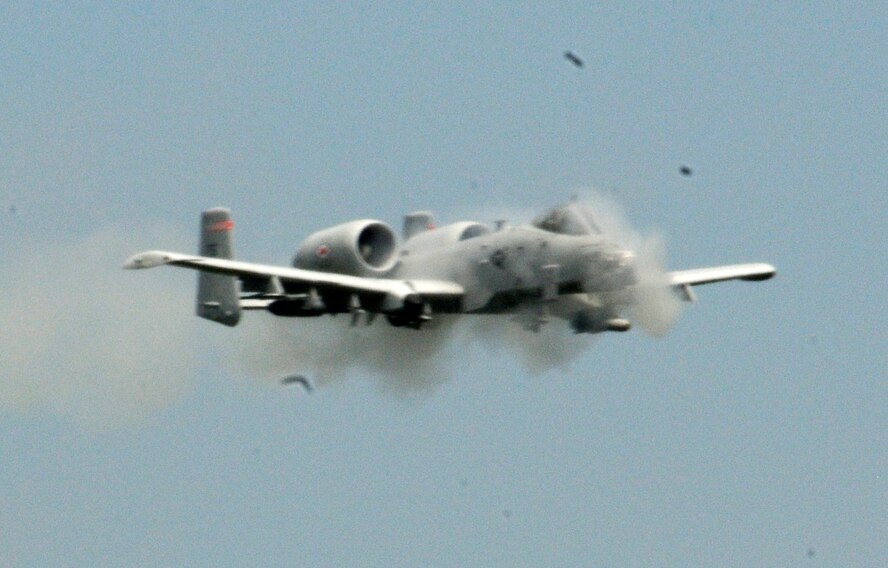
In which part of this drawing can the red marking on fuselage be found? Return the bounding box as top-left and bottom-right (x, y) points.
(316, 244), (330, 258)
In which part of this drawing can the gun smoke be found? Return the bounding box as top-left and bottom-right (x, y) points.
(569, 192), (683, 336)
(0, 226), (199, 428)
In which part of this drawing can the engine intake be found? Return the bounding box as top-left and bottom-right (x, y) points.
(293, 220), (399, 276)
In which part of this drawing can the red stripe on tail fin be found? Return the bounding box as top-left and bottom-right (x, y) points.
(209, 219), (234, 232)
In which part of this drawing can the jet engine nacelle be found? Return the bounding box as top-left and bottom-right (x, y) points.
(403, 221), (490, 253)
(293, 220), (399, 276)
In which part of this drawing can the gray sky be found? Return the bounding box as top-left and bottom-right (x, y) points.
(0, 3), (885, 567)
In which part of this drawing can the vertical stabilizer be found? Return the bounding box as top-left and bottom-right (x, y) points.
(197, 208), (240, 326)
(403, 211), (435, 239)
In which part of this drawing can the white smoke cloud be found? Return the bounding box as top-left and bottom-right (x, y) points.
(228, 311), (591, 395)
(0, 225), (199, 428)
(467, 313), (590, 374)
(228, 314), (459, 396)
(570, 190), (683, 336)
(628, 233), (683, 336)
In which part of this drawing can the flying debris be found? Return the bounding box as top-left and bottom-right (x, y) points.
(282, 375), (313, 392)
(123, 201), (776, 339)
(564, 51), (584, 68)
(680, 165), (693, 177)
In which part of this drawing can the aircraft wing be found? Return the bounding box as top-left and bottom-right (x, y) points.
(668, 263), (776, 301)
(122, 250), (464, 305)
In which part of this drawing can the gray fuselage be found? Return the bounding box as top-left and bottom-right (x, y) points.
(394, 224), (634, 314)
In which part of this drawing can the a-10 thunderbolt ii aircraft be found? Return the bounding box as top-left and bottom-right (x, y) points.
(123, 203), (775, 333)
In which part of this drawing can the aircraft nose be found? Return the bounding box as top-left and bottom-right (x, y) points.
(600, 245), (635, 267)
(613, 249), (638, 286)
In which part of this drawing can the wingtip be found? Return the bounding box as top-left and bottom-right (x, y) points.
(122, 251), (172, 269)
(122, 254), (143, 269)
(742, 263), (777, 281)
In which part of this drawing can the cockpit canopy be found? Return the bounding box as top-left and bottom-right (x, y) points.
(531, 204), (600, 236)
